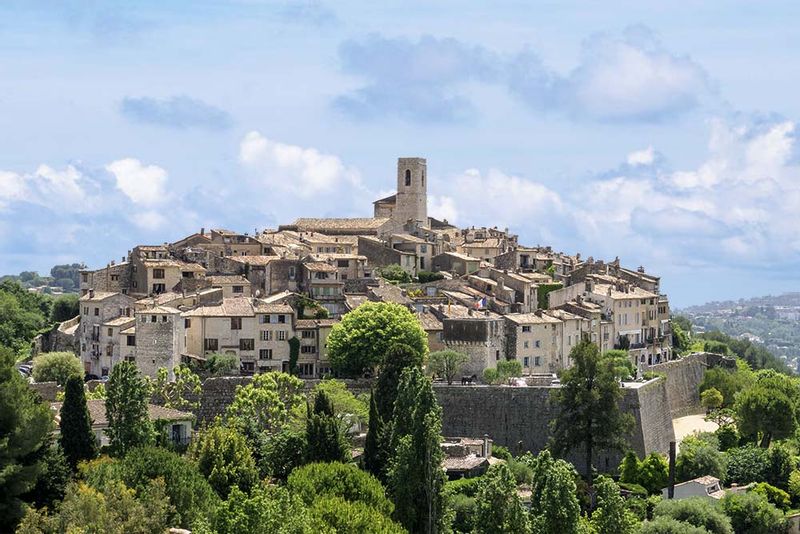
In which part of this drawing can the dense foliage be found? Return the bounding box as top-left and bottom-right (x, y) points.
(31, 352), (83, 385)
(59, 376), (98, 469)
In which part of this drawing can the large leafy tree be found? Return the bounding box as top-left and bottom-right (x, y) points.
(305, 390), (349, 463)
(59, 375), (98, 469)
(653, 497), (733, 534)
(152, 365), (201, 412)
(550, 339), (634, 478)
(309, 496), (407, 534)
(288, 462), (394, 516)
(31, 352), (83, 386)
(526, 450), (581, 534)
(590, 476), (639, 534)
(386, 366), (447, 534)
(472, 463), (531, 534)
(0, 346), (52, 526)
(105, 361), (155, 456)
(676, 435), (727, 483)
(212, 484), (319, 534)
(225, 371), (304, 435)
(427, 349), (469, 385)
(720, 491), (786, 534)
(327, 302), (428, 377)
(190, 423), (259, 499)
(0, 280), (52, 356)
(735, 370), (800, 447)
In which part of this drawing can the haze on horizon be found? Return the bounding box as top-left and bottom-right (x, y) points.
(1, 1), (798, 308)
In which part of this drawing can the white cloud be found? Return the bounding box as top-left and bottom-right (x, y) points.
(0, 164), (95, 212)
(627, 146), (655, 166)
(239, 131), (362, 198)
(106, 158), (168, 206)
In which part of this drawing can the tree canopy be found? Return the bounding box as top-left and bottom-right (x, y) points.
(31, 352), (83, 385)
(105, 361), (155, 456)
(59, 375), (98, 469)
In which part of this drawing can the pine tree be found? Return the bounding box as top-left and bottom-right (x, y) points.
(306, 390), (349, 463)
(0, 346), (53, 526)
(364, 390), (386, 479)
(106, 361), (155, 456)
(386, 367), (447, 534)
(59, 375), (98, 468)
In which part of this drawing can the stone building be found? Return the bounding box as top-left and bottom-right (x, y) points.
(373, 157), (428, 233)
(78, 290), (135, 376)
(295, 318), (338, 377)
(134, 305), (183, 378)
(429, 304), (506, 377)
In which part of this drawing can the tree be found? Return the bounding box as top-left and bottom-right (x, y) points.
(671, 321), (691, 353)
(752, 483), (791, 512)
(190, 423), (259, 498)
(720, 491), (786, 534)
(18, 479), (172, 534)
(701, 388), (724, 412)
(152, 365), (201, 412)
(472, 463), (531, 534)
(379, 264), (412, 284)
(0, 280), (52, 356)
(590, 476), (639, 534)
(189, 352), (238, 378)
(676, 435), (726, 483)
(305, 390), (350, 463)
(427, 349), (469, 385)
(211, 484), (319, 534)
(364, 390), (388, 479)
(605, 349), (636, 380)
(735, 371), (800, 447)
(50, 294), (79, 323)
(327, 302), (428, 377)
(309, 496), (406, 533)
(619, 451), (640, 485)
(639, 516), (712, 534)
(225, 371), (304, 435)
(725, 445), (768, 485)
(81, 446), (219, 529)
(550, 339), (634, 478)
(653, 497), (732, 534)
(310, 379), (369, 428)
(258, 429), (307, 482)
(105, 361), (155, 456)
(59, 375), (98, 469)
(700, 360), (755, 407)
(31, 351), (83, 385)
(288, 462), (394, 515)
(386, 366), (447, 534)
(526, 450), (581, 534)
(288, 336), (300, 375)
(0, 346), (52, 526)
(787, 470), (800, 506)
(21, 440), (71, 510)
(637, 453), (669, 495)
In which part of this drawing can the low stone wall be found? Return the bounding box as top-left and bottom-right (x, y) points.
(30, 381), (61, 402)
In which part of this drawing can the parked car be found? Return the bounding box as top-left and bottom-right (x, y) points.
(84, 373), (100, 382)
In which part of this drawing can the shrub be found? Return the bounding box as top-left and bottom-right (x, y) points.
(676, 435), (726, 483)
(309, 496), (406, 533)
(190, 424), (259, 498)
(788, 470), (800, 505)
(417, 271), (444, 283)
(258, 429), (307, 482)
(638, 453), (669, 495)
(448, 492), (476, 533)
(378, 264), (412, 284)
(445, 476), (484, 498)
(639, 516), (714, 534)
(725, 445), (768, 485)
(716, 425), (738, 452)
(507, 457), (534, 485)
(653, 497), (733, 534)
(31, 351), (83, 385)
(287, 462), (393, 516)
(752, 482), (792, 512)
(492, 444), (512, 461)
(720, 491), (786, 534)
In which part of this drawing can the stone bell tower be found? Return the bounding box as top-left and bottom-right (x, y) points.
(393, 157), (428, 228)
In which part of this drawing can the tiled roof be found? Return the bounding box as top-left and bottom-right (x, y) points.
(505, 313), (561, 325)
(52, 399), (193, 428)
(369, 284), (413, 305)
(207, 275), (249, 285)
(228, 255), (280, 266)
(80, 291), (122, 302)
(182, 298), (255, 317)
(296, 318), (339, 329)
(417, 311), (443, 331)
(300, 233), (359, 245)
(304, 261), (337, 273)
(391, 233), (426, 244)
(437, 251), (480, 262)
(591, 283), (657, 299)
(137, 305), (181, 314)
(345, 294), (369, 310)
(291, 217), (390, 231)
(373, 193), (397, 204)
(252, 302), (294, 314)
(442, 455), (489, 472)
(103, 316), (136, 327)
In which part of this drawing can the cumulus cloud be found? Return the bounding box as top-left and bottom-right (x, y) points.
(120, 95), (233, 130)
(335, 27), (711, 123)
(334, 34), (501, 122)
(627, 146), (655, 166)
(239, 131), (362, 198)
(106, 158), (169, 206)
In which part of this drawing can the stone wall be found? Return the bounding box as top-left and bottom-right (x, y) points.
(642, 352), (731, 418)
(30, 381), (61, 402)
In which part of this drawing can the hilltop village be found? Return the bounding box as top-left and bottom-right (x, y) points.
(71, 157), (673, 380)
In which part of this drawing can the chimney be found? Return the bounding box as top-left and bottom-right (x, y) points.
(668, 441), (676, 499)
(110, 260), (115, 266)
(88, 288), (94, 298)
(201, 227), (205, 235)
(483, 434), (492, 458)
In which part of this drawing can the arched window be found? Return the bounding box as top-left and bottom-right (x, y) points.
(405, 169), (411, 186)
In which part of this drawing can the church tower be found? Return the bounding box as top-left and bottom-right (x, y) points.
(393, 157), (427, 228)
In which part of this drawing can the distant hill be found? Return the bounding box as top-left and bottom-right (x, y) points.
(0, 263), (85, 294)
(676, 292), (800, 367)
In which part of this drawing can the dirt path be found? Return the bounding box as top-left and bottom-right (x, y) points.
(673, 414), (719, 451)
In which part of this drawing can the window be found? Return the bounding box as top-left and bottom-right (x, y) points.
(204, 338), (218, 351)
(152, 283), (165, 294)
(278, 315), (286, 324)
(405, 169), (411, 186)
(259, 349), (272, 360)
(161, 315), (168, 323)
(301, 330), (315, 339)
(337, 260), (349, 268)
(182, 271), (194, 278)
(132, 280), (138, 288)
(127, 335), (136, 346)
(105, 344), (112, 356)
(259, 315), (268, 324)
(184, 318), (191, 328)
(534, 356), (542, 366)
(289, 266), (296, 280)
(301, 345), (317, 354)
(232, 285), (244, 294)
(111, 274), (119, 281)
(153, 268), (165, 279)
(419, 257), (425, 270)
(240, 339), (255, 351)
(535, 340), (541, 348)
(523, 341), (529, 349)
(94, 307), (99, 316)
(81, 273), (88, 283)
(278, 331), (287, 341)
(83, 306), (88, 315)
(522, 325), (531, 333)
(523, 357), (530, 367)
(231, 317), (242, 330)
(241, 361), (255, 374)
(260, 330), (272, 341)
(495, 350), (500, 361)
(107, 328), (113, 336)
(151, 315), (157, 323)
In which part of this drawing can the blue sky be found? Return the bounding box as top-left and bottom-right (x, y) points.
(1, 1), (799, 307)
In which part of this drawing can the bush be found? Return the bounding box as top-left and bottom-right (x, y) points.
(492, 444), (512, 461)
(716, 426), (738, 452)
(309, 496), (405, 533)
(788, 470), (800, 505)
(287, 462), (393, 516)
(378, 264), (412, 284)
(190, 424), (259, 499)
(638, 453), (669, 495)
(445, 476), (484, 498)
(725, 445), (768, 485)
(258, 429), (307, 482)
(752, 482), (792, 512)
(212, 484), (318, 534)
(31, 351), (83, 385)
(507, 457), (534, 485)
(640, 516), (714, 534)
(653, 497), (732, 534)
(449, 492), (476, 533)
(720, 491), (786, 534)
(676, 435), (727, 483)
(417, 271), (444, 283)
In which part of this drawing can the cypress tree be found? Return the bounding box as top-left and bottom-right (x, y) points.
(106, 361), (155, 456)
(364, 390), (385, 478)
(59, 375), (98, 468)
(306, 390), (349, 463)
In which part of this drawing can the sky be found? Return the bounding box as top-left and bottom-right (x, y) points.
(1, 1), (799, 307)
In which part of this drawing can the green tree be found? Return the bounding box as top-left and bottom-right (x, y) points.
(653, 497), (732, 534)
(309, 496), (406, 533)
(550, 340), (634, 478)
(387, 366), (447, 534)
(671, 321), (691, 353)
(327, 302), (428, 377)
(619, 451), (640, 485)
(427, 349), (469, 385)
(735, 371), (800, 447)
(0, 280), (52, 356)
(310, 379), (369, 428)
(720, 491), (786, 534)
(21, 440), (71, 510)
(0, 346), (52, 526)
(288, 336), (300, 375)
(211, 484), (318, 534)
(752, 483), (791, 512)
(288, 461), (394, 515)
(105, 361), (155, 456)
(701, 388), (724, 411)
(152, 365), (202, 412)
(50, 294), (80, 323)
(700, 360), (755, 407)
(364, 389), (388, 479)
(379, 264), (413, 284)
(59, 375), (98, 469)
(787, 470), (800, 505)
(637, 453), (669, 495)
(725, 444), (768, 486)
(18, 479), (171, 534)
(639, 516), (712, 534)
(258, 429), (307, 482)
(82, 446), (219, 529)
(526, 450), (581, 534)
(189, 352), (238, 378)
(225, 371), (304, 435)
(676, 435), (726, 483)
(605, 349), (636, 380)
(190, 423), (259, 498)
(305, 390), (350, 463)
(31, 351), (83, 385)
(590, 476), (639, 534)
(472, 463), (531, 534)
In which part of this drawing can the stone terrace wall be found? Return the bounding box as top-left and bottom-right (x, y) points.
(642, 352), (717, 418)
